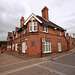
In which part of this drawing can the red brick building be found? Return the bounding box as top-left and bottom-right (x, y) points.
(7, 6), (74, 55)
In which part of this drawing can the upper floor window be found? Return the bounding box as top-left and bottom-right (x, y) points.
(13, 36), (14, 40)
(16, 33), (17, 38)
(23, 29), (26, 34)
(60, 31), (62, 36)
(29, 21), (37, 32)
(43, 26), (48, 33)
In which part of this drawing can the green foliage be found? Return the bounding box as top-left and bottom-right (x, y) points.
(72, 42), (74, 45)
(4, 45), (7, 50)
(0, 41), (7, 47)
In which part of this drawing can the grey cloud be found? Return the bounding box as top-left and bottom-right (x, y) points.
(0, 0), (75, 40)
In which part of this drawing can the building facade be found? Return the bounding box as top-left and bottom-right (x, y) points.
(7, 6), (74, 56)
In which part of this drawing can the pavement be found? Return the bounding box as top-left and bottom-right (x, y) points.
(0, 47), (75, 75)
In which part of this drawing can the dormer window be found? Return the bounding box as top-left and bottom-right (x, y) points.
(43, 26), (48, 33)
(29, 21), (37, 32)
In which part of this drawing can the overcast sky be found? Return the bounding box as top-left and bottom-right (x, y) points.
(0, 0), (75, 40)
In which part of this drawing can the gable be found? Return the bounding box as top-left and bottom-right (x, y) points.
(24, 13), (42, 25)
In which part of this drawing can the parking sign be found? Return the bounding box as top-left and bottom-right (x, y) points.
(42, 38), (45, 42)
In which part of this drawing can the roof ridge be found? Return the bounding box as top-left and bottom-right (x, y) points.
(36, 15), (65, 31)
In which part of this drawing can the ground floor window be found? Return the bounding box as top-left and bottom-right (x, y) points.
(43, 41), (51, 53)
(12, 44), (14, 50)
(58, 42), (62, 52)
(15, 44), (17, 51)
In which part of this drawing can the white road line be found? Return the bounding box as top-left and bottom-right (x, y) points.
(53, 51), (75, 60)
(37, 65), (66, 75)
(49, 61), (75, 68)
(0, 50), (74, 68)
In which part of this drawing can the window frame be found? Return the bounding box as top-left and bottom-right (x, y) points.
(13, 36), (14, 40)
(23, 29), (26, 34)
(60, 31), (62, 36)
(43, 26), (48, 33)
(16, 33), (17, 38)
(43, 41), (51, 53)
(29, 21), (37, 32)
(58, 42), (62, 52)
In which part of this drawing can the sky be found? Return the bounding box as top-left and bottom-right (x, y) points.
(0, 0), (75, 40)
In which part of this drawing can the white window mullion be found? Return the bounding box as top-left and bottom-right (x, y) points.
(32, 21), (34, 31)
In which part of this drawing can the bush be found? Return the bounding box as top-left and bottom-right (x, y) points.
(4, 45), (7, 50)
(0, 41), (7, 47)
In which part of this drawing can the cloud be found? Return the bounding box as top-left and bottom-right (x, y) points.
(0, 0), (30, 40)
(0, 0), (75, 40)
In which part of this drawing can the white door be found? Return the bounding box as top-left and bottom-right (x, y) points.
(22, 42), (26, 53)
(12, 44), (14, 50)
(58, 42), (62, 52)
(15, 44), (17, 51)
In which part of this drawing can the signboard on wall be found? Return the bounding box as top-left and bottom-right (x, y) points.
(7, 46), (11, 48)
(42, 38), (45, 42)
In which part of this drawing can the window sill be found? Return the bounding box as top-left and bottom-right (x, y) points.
(29, 31), (37, 32)
(43, 31), (48, 33)
(58, 50), (62, 52)
(43, 51), (51, 53)
(60, 35), (62, 36)
(23, 33), (26, 35)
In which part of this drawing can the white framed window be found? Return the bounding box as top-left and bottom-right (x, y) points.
(23, 29), (26, 34)
(60, 31), (62, 36)
(16, 33), (17, 38)
(43, 41), (51, 53)
(15, 44), (17, 51)
(58, 42), (62, 52)
(13, 36), (14, 40)
(12, 44), (14, 50)
(29, 21), (37, 32)
(43, 26), (48, 33)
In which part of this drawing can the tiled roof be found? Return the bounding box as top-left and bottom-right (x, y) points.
(17, 14), (65, 32)
(15, 27), (19, 31)
(36, 15), (65, 31)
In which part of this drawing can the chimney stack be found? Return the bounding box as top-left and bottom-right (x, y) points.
(20, 16), (25, 27)
(66, 33), (69, 36)
(41, 6), (49, 21)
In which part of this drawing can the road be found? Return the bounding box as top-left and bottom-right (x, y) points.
(0, 49), (75, 75)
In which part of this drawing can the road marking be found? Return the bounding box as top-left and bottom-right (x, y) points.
(0, 61), (48, 75)
(0, 64), (36, 75)
(1, 48), (75, 68)
(0, 48), (75, 75)
(49, 61), (75, 68)
(0, 58), (40, 68)
(52, 51), (75, 60)
(37, 65), (66, 75)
